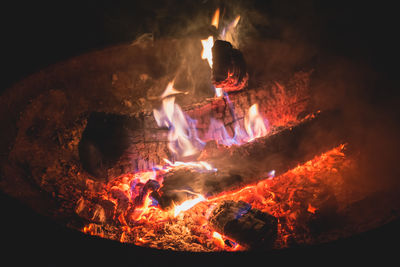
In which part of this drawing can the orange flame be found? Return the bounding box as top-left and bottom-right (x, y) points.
(212, 231), (225, 247)
(211, 8), (220, 29)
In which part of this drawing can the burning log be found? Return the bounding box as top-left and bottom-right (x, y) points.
(212, 40), (248, 92)
(209, 200), (278, 249)
(157, 110), (345, 208)
(78, 112), (143, 179)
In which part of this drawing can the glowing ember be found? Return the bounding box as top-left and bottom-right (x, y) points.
(80, 144), (351, 251)
(212, 231), (240, 251)
(212, 231), (225, 247)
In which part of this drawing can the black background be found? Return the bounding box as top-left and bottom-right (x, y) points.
(1, 1), (400, 265)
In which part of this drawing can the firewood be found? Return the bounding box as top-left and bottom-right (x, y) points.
(79, 82), (310, 180)
(156, 110), (345, 209)
(212, 40), (248, 92)
(209, 200), (278, 249)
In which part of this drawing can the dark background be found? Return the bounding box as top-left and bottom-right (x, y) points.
(1, 0), (400, 265)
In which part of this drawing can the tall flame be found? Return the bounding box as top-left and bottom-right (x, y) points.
(211, 8), (220, 29)
(153, 81), (204, 158)
(201, 36), (214, 68)
(244, 104), (268, 142)
(221, 15), (241, 47)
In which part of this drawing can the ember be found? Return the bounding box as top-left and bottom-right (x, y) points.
(75, 7), (349, 251)
(80, 144), (352, 251)
(4, 3), (387, 254)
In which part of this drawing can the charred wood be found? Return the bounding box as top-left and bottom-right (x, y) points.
(212, 40), (248, 92)
(209, 200), (277, 249)
(157, 110), (345, 209)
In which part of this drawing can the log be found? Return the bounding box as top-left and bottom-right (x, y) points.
(209, 200), (278, 249)
(156, 110), (345, 209)
(212, 40), (248, 92)
(79, 76), (311, 180)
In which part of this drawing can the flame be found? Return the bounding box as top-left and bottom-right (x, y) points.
(221, 15), (241, 46)
(164, 159), (216, 172)
(307, 203), (317, 214)
(201, 36), (214, 68)
(231, 15), (241, 28)
(153, 81), (204, 158)
(212, 231), (225, 247)
(205, 103), (269, 145)
(211, 8), (220, 29)
(244, 104), (269, 142)
(174, 194), (206, 217)
(215, 87), (223, 97)
(212, 231), (240, 250)
(161, 80), (187, 99)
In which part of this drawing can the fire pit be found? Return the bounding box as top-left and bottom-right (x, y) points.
(1, 2), (400, 259)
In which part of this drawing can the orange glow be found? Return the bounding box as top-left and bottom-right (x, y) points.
(201, 36), (214, 68)
(211, 8), (220, 29)
(307, 203), (317, 214)
(80, 144), (349, 251)
(231, 15), (241, 29)
(212, 231), (225, 247)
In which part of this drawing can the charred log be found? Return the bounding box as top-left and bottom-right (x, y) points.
(212, 40), (248, 92)
(209, 200), (277, 249)
(78, 112), (143, 180)
(157, 110), (345, 209)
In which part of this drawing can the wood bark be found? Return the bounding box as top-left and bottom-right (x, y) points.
(79, 81), (310, 180)
(156, 110), (345, 208)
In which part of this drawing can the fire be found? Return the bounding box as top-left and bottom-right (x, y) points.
(244, 104), (269, 142)
(201, 36), (214, 68)
(215, 87), (223, 97)
(221, 15), (241, 46)
(164, 159), (216, 172)
(211, 8), (220, 29)
(212, 231), (225, 247)
(80, 144), (349, 251)
(212, 231), (240, 250)
(77, 8), (350, 253)
(153, 81), (204, 158)
(205, 103), (269, 145)
(307, 203), (317, 214)
(173, 194), (206, 217)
